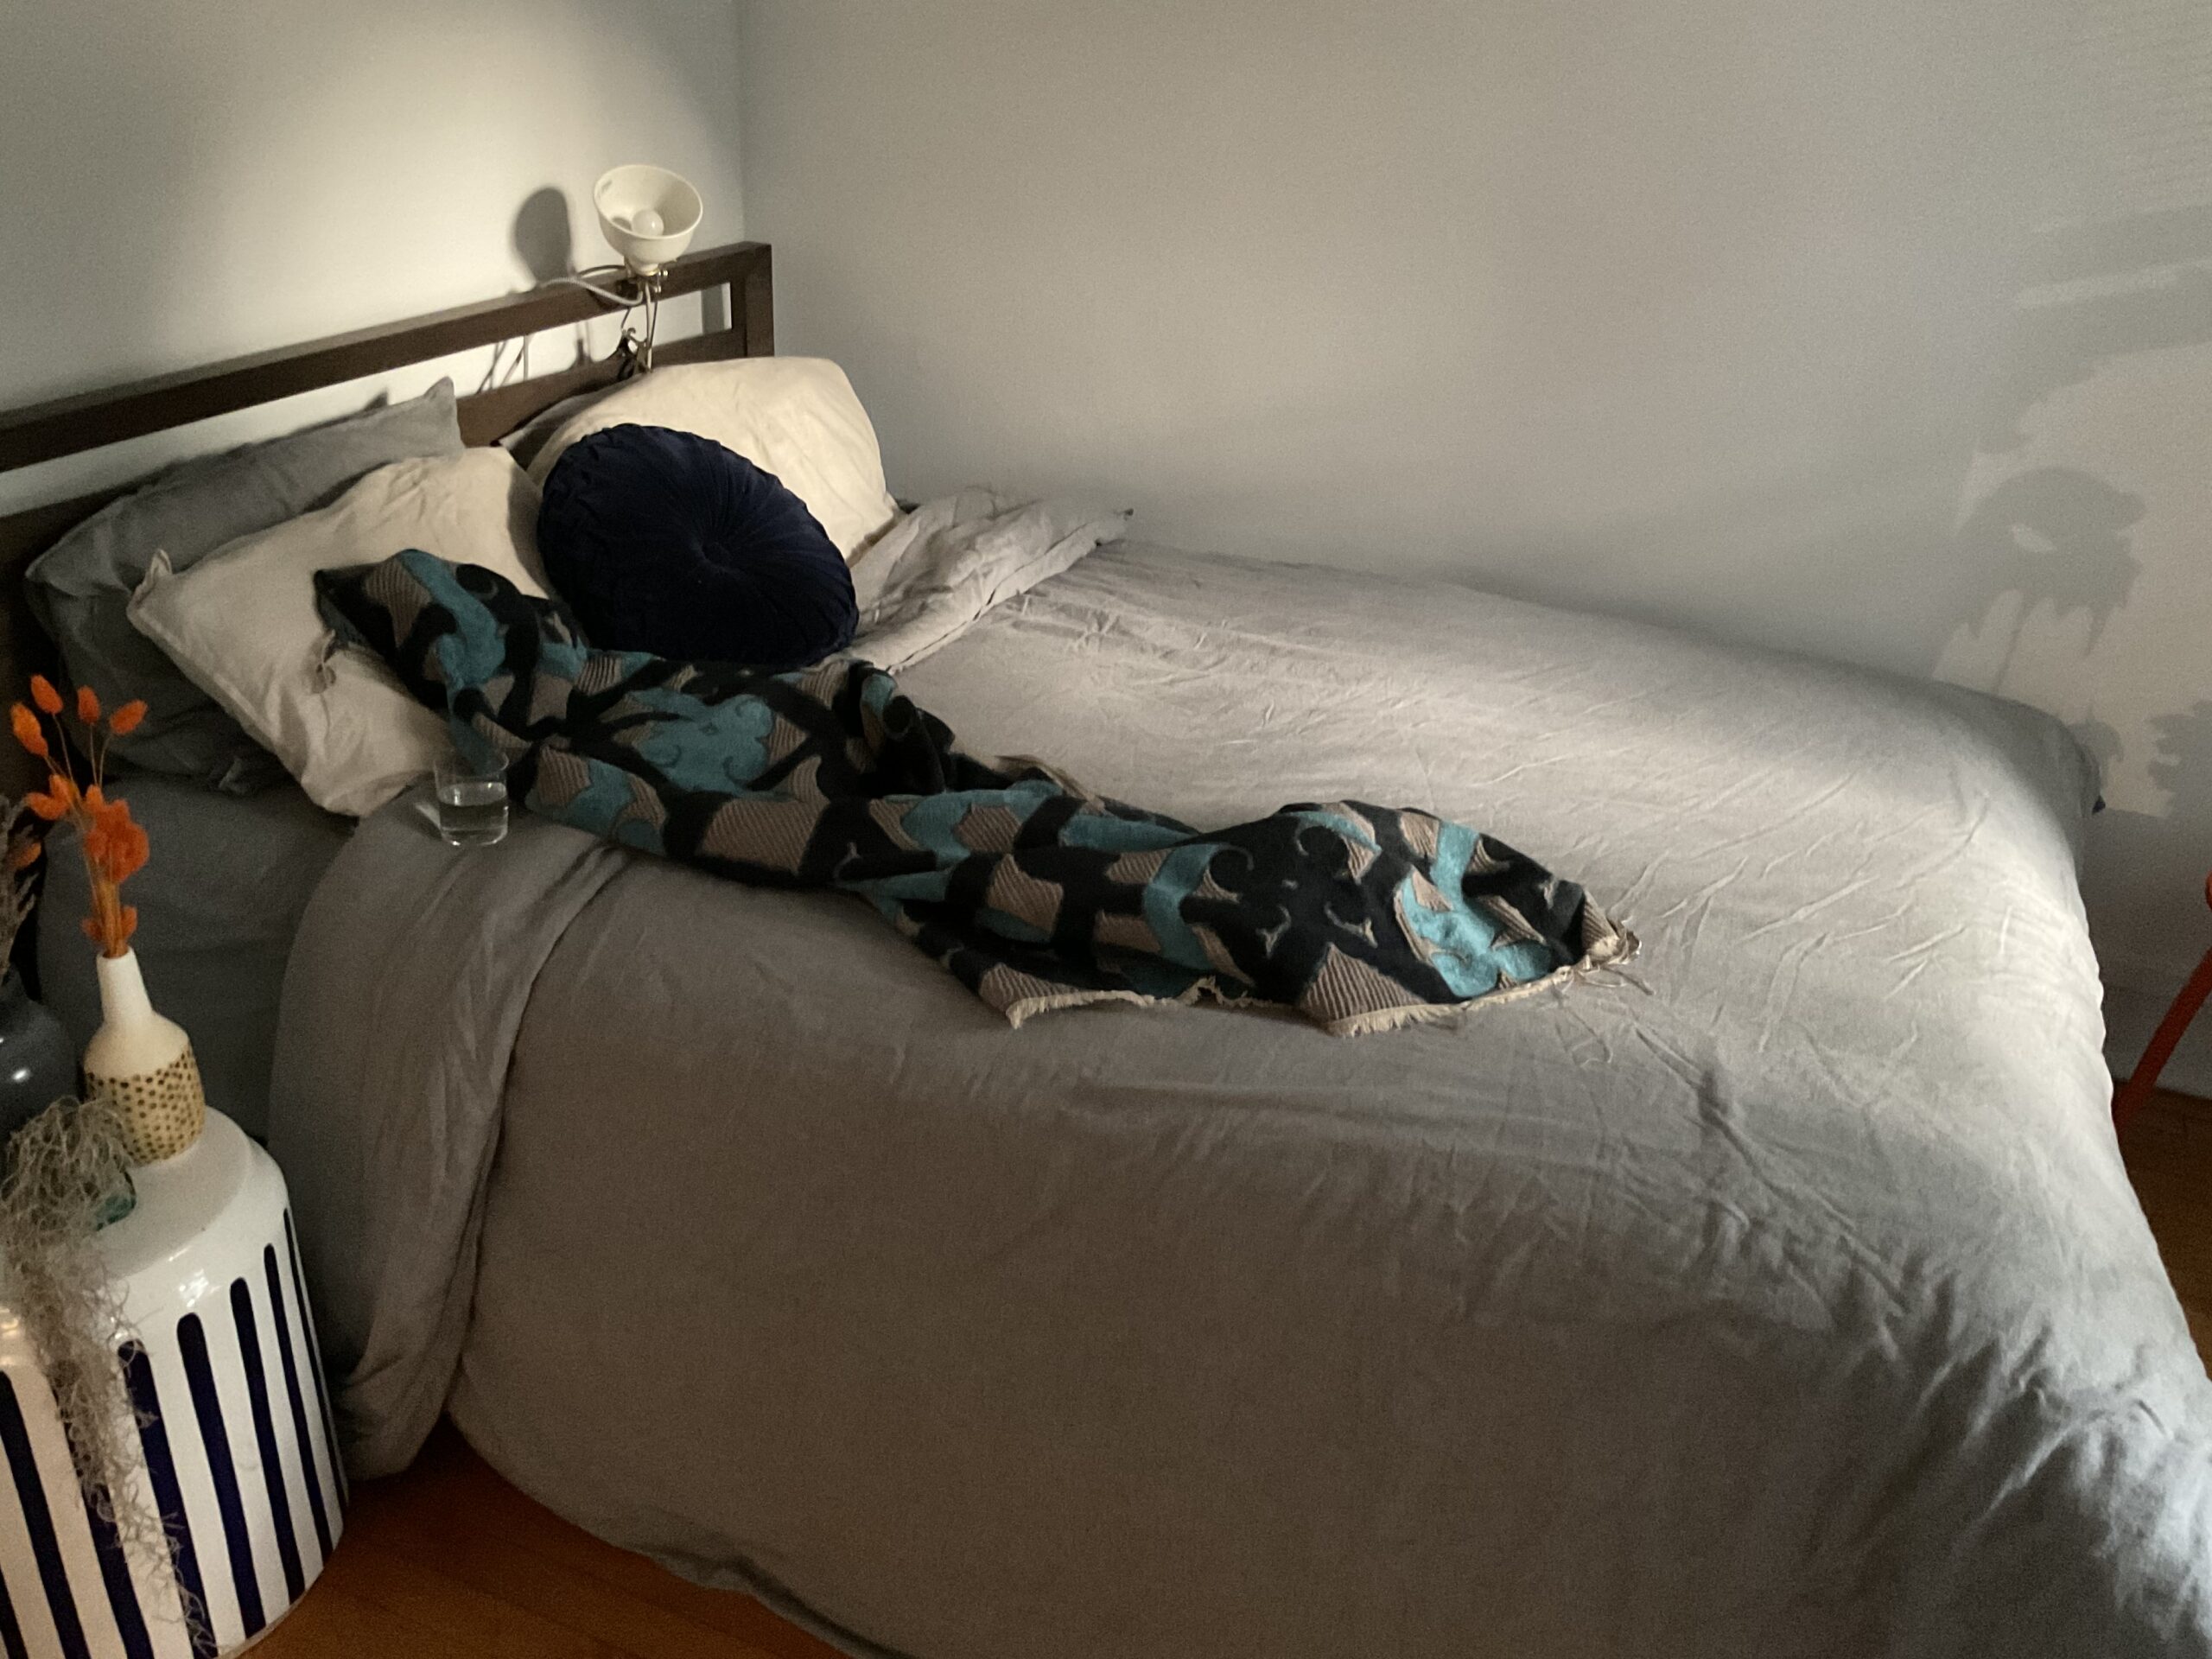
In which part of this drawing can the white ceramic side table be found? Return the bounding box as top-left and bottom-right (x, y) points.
(0, 1112), (343, 1657)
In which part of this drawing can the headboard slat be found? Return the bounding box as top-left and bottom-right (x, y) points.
(0, 242), (769, 473)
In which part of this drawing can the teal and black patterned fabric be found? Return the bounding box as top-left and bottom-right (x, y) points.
(318, 551), (1633, 1033)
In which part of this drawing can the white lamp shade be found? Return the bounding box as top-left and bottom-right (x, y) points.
(594, 165), (702, 274)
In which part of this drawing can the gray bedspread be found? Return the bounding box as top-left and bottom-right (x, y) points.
(270, 537), (2212, 1658)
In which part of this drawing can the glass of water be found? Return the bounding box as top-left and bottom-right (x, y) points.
(434, 751), (510, 848)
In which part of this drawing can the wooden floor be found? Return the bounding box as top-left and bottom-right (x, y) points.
(255, 1421), (841, 1659)
(2114, 1087), (2212, 1359)
(259, 1089), (2212, 1659)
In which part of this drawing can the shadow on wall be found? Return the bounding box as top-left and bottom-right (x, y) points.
(1941, 201), (2212, 732)
(1949, 466), (2142, 675)
(480, 186), (588, 396)
(2150, 702), (2212, 831)
(1938, 201), (2212, 1046)
(2100, 703), (2212, 927)
(1980, 207), (2212, 454)
(2092, 702), (2212, 1081)
(513, 185), (575, 284)
(2071, 716), (2121, 791)
(1943, 206), (2212, 655)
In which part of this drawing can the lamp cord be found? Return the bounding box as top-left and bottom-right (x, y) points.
(550, 265), (644, 308)
(549, 265), (661, 377)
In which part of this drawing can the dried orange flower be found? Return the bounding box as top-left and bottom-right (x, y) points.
(13, 676), (154, 957)
(6, 839), (40, 872)
(10, 703), (46, 760)
(82, 798), (149, 886)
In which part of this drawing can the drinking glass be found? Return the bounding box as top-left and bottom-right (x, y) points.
(434, 751), (510, 848)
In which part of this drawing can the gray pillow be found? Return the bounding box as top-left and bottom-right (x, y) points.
(26, 380), (465, 791)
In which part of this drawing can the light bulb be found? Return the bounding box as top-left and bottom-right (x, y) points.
(631, 207), (664, 237)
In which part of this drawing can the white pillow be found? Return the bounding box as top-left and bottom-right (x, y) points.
(127, 448), (547, 818)
(525, 358), (900, 562)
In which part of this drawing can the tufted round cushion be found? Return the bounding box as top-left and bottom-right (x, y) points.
(537, 423), (858, 667)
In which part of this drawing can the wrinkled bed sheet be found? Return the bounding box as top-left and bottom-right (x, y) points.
(271, 537), (2212, 1659)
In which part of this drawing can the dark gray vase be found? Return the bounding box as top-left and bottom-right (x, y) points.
(0, 965), (79, 1146)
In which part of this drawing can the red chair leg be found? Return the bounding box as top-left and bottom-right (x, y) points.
(2115, 922), (2212, 1135)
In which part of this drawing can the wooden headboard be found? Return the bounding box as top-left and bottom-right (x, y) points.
(0, 240), (772, 793)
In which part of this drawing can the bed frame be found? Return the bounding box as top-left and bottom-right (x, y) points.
(0, 241), (773, 798)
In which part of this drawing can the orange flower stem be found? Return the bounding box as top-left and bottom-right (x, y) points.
(31, 682), (149, 957)
(83, 861), (121, 957)
(47, 709), (79, 795)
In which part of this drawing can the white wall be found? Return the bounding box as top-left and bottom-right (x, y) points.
(0, 0), (745, 507)
(737, 0), (2212, 1081)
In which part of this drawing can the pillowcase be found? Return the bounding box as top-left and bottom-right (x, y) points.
(126, 448), (546, 818)
(525, 359), (899, 562)
(495, 384), (620, 471)
(26, 379), (466, 791)
(537, 424), (858, 667)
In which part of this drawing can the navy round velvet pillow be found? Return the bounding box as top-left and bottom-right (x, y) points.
(537, 423), (858, 668)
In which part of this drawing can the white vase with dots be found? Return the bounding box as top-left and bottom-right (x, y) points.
(83, 947), (207, 1165)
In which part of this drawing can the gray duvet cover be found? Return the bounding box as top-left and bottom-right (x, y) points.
(270, 538), (2212, 1658)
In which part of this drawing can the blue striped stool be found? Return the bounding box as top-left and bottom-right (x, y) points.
(0, 1111), (342, 1657)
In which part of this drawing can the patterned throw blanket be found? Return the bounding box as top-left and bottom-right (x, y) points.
(319, 551), (1633, 1033)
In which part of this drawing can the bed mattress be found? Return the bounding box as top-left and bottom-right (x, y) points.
(271, 542), (2212, 1658)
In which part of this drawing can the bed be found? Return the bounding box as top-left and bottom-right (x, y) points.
(2, 251), (2209, 1659)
